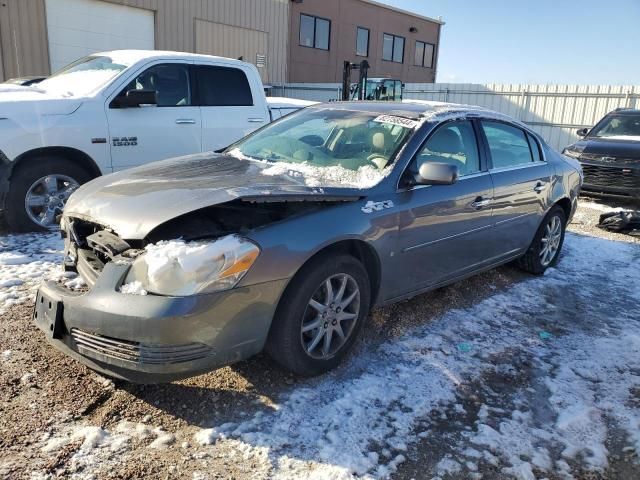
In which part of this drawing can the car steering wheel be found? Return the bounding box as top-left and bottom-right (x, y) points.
(367, 153), (388, 169)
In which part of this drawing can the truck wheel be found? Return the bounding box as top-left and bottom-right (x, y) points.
(517, 205), (567, 275)
(266, 254), (371, 376)
(5, 158), (92, 232)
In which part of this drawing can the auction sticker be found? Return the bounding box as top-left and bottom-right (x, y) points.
(373, 115), (419, 129)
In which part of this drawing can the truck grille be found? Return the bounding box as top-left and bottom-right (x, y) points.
(70, 328), (213, 365)
(582, 164), (640, 189)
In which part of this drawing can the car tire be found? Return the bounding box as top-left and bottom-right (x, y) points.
(5, 157), (92, 232)
(265, 254), (371, 376)
(517, 205), (567, 275)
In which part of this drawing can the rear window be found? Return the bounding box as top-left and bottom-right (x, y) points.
(196, 66), (254, 107)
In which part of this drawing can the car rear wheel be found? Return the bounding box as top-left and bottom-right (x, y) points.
(5, 157), (91, 232)
(517, 205), (567, 275)
(266, 254), (371, 376)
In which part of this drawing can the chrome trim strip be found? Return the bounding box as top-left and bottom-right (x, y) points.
(489, 162), (546, 174)
(494, 212), (532, 226)
(403, 224), (493, 252)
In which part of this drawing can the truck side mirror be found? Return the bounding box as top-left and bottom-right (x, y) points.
(124, 89), (157, 107)
(576, 128), (589, 137)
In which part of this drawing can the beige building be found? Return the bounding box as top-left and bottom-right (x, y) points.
(0, 0), (289, 83)
(288, 0), (443, 83)
(0, 0), (441, 85)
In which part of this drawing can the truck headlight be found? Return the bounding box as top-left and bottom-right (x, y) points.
(122, 235), (260, 296)
(563, 149), (581, 159)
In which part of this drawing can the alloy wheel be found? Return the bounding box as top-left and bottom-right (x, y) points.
(540, 215), (562, 267)
(300, 273), (361, 359)
(24, 174), (79, 229)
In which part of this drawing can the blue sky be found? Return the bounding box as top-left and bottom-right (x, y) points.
(379, 0), (640, 85)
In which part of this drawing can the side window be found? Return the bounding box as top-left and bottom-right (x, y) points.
(196, 66), (253, 106)
(482, 121), (534, 168)
(119, 63), (191, 107)
(527, 132), (543, 162)
(416, 121), (481, 176)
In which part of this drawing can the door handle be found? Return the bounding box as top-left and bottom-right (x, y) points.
(175, 118), (196, 125)
(247, 118), (265, 123)
(534, 182), (547, 194)
(470, 197), (491, 209)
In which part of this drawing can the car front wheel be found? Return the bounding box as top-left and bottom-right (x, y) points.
(266, 254), (371, 376)
(517, 205), (567, 275)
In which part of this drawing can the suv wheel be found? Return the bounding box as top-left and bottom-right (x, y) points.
(6, 157), (92, 232)
(517, 205), (567, 275)
(266, 254), (371, 376)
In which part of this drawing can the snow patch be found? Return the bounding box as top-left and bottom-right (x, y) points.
(260, 161), (390, 189)
(125, 235), (256, 296)
(0, 233), (63, 312)
(120, 280), (148, 296)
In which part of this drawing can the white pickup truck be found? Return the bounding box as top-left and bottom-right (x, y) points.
(0, 50), (314, 231)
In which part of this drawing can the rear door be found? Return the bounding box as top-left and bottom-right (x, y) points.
(195, 64), (270, 152)
(480, 120), (552, 257)
(106, 62), (202, 170)
(393, 120), (495, 296)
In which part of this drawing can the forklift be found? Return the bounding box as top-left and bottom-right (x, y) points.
(341, 60), (403, 102)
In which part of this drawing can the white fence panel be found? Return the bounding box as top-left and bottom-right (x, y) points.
(273, 82), (639, 151)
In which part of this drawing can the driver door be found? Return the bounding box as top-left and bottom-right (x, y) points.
(392, 120), (495, 296)
(106, 62), (201, 171)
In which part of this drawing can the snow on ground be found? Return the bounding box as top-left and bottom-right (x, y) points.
(3, 199), (640, 479)
(32, 231), (640, 479)
(181, 232), (639, 479)
(0, 233), (65, 312)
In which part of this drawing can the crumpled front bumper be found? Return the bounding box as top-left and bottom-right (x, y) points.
(33, 261), (287, 383)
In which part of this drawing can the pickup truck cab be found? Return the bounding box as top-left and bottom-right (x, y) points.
(0, 50), (314, 231)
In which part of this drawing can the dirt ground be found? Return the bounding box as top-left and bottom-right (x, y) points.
(0, 197), (639, 480)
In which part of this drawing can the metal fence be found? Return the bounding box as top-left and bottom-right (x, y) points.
(271, 83), (640, 151)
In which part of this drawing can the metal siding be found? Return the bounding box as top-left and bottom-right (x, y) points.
(0, 0), (288, 82)
(0, 0), (51, 80)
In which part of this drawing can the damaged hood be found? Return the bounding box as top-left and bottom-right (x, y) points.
(65, 153), (364, 240)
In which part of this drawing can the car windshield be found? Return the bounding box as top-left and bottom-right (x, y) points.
(37, 55), (129, 97)
(589, 114), (640, 140)
(228, 107), (416, 188)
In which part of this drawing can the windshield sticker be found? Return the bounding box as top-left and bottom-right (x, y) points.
(373, 115), (418, 129)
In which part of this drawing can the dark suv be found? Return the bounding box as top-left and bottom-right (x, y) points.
(563, 108), (640, 200)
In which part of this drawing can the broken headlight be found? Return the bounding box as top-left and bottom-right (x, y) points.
(123, 235), (260, 296)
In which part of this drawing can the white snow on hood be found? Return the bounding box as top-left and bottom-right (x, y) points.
(261, 161), (390, 189)
(227, 148), (390, 189)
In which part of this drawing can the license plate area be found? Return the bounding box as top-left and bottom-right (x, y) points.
(34, 291), (65, 339)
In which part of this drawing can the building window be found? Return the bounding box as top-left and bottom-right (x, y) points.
(356, 27), (369, 57)
(382, 33), (404, 63)
(299, 14), (330, 50)
(415, 41), (435, 68)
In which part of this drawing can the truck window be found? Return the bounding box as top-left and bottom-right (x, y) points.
(196, 66), (254, 107)
(118, 63), (191, 107)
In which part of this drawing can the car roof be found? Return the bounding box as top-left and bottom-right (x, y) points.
(608, 108), (640, 116)
(308, 100), (527, 126)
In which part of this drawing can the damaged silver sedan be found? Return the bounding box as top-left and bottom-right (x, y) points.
(34, 101), (582, 383)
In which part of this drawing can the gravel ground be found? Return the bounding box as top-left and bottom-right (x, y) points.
(0, 198), (639, 479)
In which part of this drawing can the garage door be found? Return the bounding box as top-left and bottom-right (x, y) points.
(195, 19), (269, 82)
(45, 0), (154, 72)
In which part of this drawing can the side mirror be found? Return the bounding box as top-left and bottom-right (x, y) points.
(576, 128), (589, 137)
(123, 89), (157, 107)
(414, 161), (459, 186)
